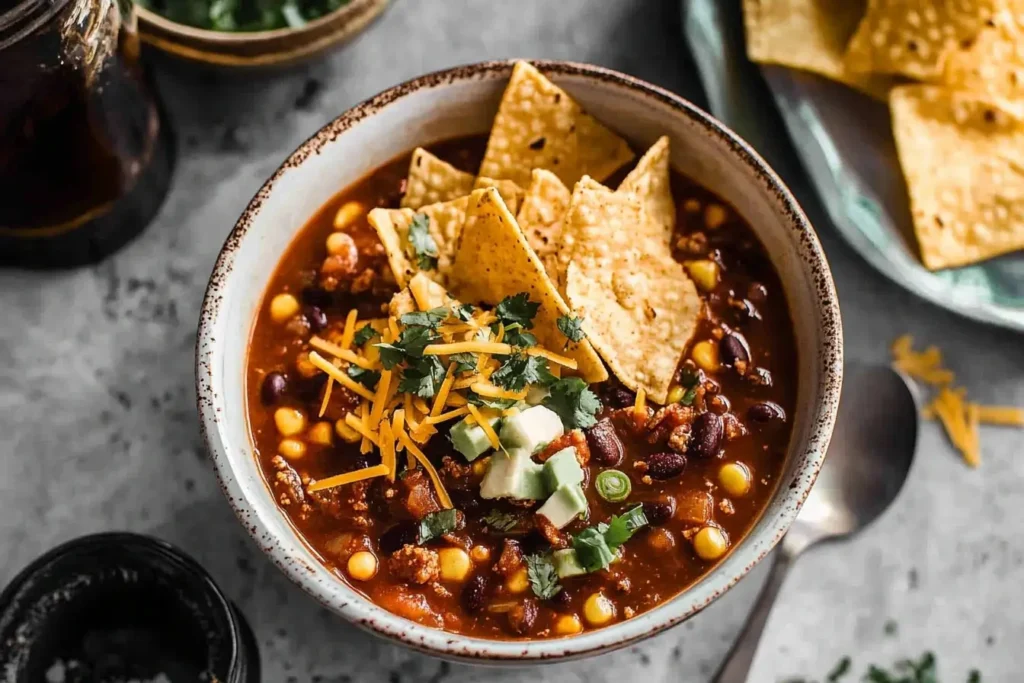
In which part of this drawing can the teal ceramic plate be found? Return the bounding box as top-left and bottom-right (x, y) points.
(682, 0), (1024, 332)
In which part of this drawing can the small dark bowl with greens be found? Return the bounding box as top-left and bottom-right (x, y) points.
(135, 0), (389, 68)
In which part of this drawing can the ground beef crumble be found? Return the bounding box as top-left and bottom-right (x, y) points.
(388, 544), (440, 584)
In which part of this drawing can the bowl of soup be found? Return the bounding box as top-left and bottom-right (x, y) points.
(196, 60), (843, 661)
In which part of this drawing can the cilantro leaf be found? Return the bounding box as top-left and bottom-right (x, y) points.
(543, 377), (602, 429)
(495, 293), (539, 329)
(407, 213), (438, 270)
(571, 528), (616, 572)
(452, 303), (475, 322)
(482, 509), (520, 531)
(399, 307), (449, 329)
(375, 343), (406, 370)
(602, 505), (648, 548)
(491, 353), (555, 392)
(418, 509), (459, 545)
(557, 314), (585, 346)
(346, 365), (380, 390)
(678, 367), (700, 389)
(450, 352), (478, 374)
(525, 553), (562, 600)
(374, 326), (439, 369)
(464, 391), (518, 410)
(398, 355), (447, 398)
(494, 322), (537, 349)
(352, 325), (376, 347)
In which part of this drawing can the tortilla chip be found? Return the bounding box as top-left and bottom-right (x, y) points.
(479, 61), (633, 188)
(474, 176), (524, 214)
(446, 188), (608, 383)
(890, 85), (1024, 270)
(942, 8), (1024, 115)
(401, 148), (475, 209)
(517, 169), (571, 273)
(844, 0), (999, 80)
(618, 136), (676, 244)
(408, 271), (457, 311)
(368, 196), (469, 288)
(743, 0), (890, 99)
(559, 179), (700, 403)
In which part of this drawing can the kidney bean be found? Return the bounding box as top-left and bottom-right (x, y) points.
(507, 599), (539, 634)
(748, 401), (786, 425)
(642, 497), (676, 526)
(260, 372), (288, 405)
(585, 418), (624, 467)
(646, 452), (687, 480)
(687, 412), (723, 459)
(304, 305), (328, 332)
(605, 385), (636, 409)
(378, 521), (419, 555)
(550, 586), (574, 610)
(747, 367), (773, 387)
(462, 574), (488, 614)
(720, 333), (750, 367)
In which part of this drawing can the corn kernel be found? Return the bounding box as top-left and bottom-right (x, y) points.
(683, 198), (701, 214)
(326, 231), (356, 256)
(308, 421), (333, 446)
(472, 457), (490, 477)
(274, 407), (306, 437)
(555, 614), (584, 636)
(583, 593), (616, 626)
(470, 545), (491, 563)
(704, 203), (728, 230)
(719, 462), (752, 497)
(347, 551), (378, 581)
(694, 526), (729, 561)
(333, 200), (365, 230)
(667, 385), (684, 404)
(506, 567), (529, 594)
(684, 260), (720, 292)
(691, 340), (721, 373)
(278, 438), (306, 460)
(269, 293), (300, 323)
(335, 418), (362, 444)
(438, 548), (472, 582)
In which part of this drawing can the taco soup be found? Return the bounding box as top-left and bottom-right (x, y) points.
(246, 62), (796, 640)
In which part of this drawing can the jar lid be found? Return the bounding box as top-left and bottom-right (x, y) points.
(0, 532), (260, 683)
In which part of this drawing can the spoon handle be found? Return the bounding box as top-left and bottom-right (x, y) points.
(711, 540), (797, 682)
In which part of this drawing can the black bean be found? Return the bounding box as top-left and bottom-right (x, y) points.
(748, 401), (786, 425)
(720, 333), (750, 366)
(305, 305), (328, 332)
(646, 452), (687, 480)
(549, 586), (574, 610)
(585, 418), (624, 467)
(260, 372), (288, 405)
(507, 599), (539, 634)
(605, 385), (636, 409)
(378, 521), (419, 555)
(301, 286), (333, 308)
(462, 574), (488, 613)
(642, 497), (676, 526)
(687, 412), (723, 459)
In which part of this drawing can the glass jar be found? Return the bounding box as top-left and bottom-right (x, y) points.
(0, 0), (173, 269)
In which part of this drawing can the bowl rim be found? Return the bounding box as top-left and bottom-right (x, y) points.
(195, 58), (843, 662)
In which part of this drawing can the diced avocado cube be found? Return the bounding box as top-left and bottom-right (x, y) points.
(525, 385), (550, 406)
(499, 405), (563, 454)
(542, 447), (583, 493)
(552, 548), (586, 578)
(480, 448), (546, 500)
(537, 483), (588, 529)
(450, 416), (501, 462)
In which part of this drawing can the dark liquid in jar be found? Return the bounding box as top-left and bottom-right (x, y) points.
(0, 0), (174, 269)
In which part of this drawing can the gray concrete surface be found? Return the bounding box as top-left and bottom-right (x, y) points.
(1, 1), (1021, 680)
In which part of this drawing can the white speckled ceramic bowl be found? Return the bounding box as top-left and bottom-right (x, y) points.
(196, 60), (843, 663)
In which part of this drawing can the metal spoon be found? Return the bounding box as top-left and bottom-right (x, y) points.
(713, 364), (918, 682)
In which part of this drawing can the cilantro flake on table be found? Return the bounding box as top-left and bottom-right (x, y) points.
(543, 377), (601, 429)
(407, 213), (438, 270)
(491, 353), (555, 392)
(525, 553), (562, 600)
(495, 292), (539, 329)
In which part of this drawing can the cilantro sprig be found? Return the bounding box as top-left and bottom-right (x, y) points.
(346, 365), (380, 390)
(375, 325), (437, 369)
(418, 509), (459, 545)
(407, 213), (438, 270)
(557, 314), (585, 347)
(352, 325), (376, 347)
(525, 553), (562, 600)
(491, 353), (555, 392)
(450, 352), (478, 374)
(482, 509), (520, 532)
(398, 355), (447, 398)
(543, 377), (602, 429)
(571, 506), (648, 573)
(399, 307), (448, 329)
(495, 293), (539, 329)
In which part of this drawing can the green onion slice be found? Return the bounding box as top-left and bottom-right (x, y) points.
(595, 469), (632, 502)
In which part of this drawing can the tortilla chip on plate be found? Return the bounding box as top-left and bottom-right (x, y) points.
(890, 84), (1024, 270)
(618, 136), (677, 244)
(559, 179), (700, 403)
(844, 0), (1000, 80)
(516, 169), (571, 273)
(446, 187), (608, 383)
(368, 196), (469, 288)
(401, 148), (475, 209)
(742, 0), (890, 99)
(479, 61), (634, 188)
(942, 8), (1024, 115)
(474, 176), (524, 214)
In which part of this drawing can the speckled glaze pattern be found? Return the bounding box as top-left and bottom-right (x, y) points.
(195, 60), (843, 663)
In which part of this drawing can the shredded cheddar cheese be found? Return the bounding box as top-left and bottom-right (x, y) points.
(466, 403), (500, 449)
(308, 464), (389, 492)
(310, 336), (374, 369)
(344, 411), (379, 446)
(423, 341), (513, 356)
(308, 351), (376, 402)
(379, 420), (397, 482)
(369, 370), (391, 429)
(634, 388), (647, 419)
(396, 427), (453, 509)
(340, 309), (358, 350)
(470, 382), (528, 401)
(431, 363), (457, 417)
(526, 347), (578, 369)
(424, 406), (470, 424)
